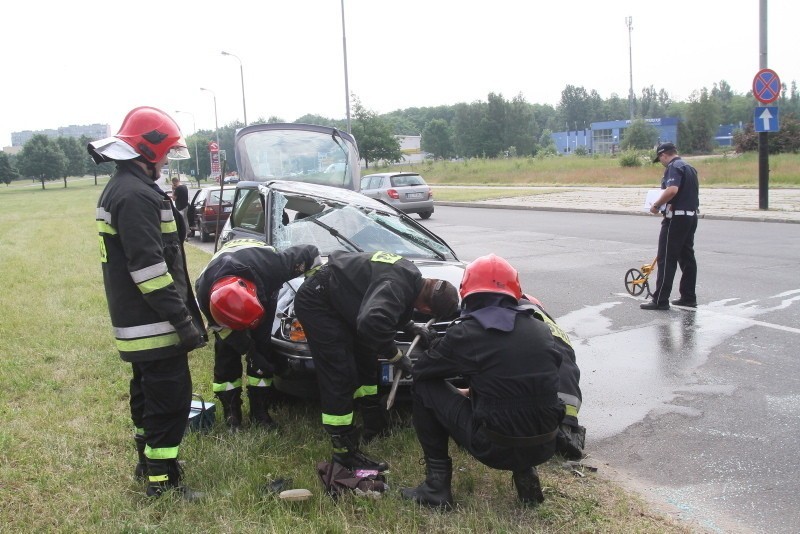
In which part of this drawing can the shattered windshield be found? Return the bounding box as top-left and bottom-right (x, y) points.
(270, 191), (455, 260)
(238, 128), (354, 188)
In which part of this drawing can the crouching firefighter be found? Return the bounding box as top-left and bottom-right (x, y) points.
(195, 239), (321, 430)
(401, 254), (563, 508)
(90, 106), (207, 500)
(519, 294), (586, 460)
(294, 251), (459, 474)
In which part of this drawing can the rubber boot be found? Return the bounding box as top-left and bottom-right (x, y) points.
(400, 457), (454, 508)
(134, 433), (147, 480)
(556, 423), (586, 460)
(512, 466), (545, 505)
(145, 459), (204, 501)
(360, 400), (389, 444)
(215, 388), (243, 430)
(331, 426), (389, 472)
(247, 386), (277, 430)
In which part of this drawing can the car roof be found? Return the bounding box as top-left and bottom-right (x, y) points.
(362, 172), (421, 178)
(250, 180), (400, 213)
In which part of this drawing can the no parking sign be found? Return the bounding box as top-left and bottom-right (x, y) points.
(753, 69), (781, 104)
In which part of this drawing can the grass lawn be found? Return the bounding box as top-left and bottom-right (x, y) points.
(0, 177), (698, 532)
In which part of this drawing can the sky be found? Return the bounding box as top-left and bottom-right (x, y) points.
(1, 0), (796, 148)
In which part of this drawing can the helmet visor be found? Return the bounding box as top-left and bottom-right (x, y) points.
(167, 146), (191, 160)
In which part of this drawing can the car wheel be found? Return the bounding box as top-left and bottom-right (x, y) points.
(419, 210), (433, 220)
(200, 226), (212, 242)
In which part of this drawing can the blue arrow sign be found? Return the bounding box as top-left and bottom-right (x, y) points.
(754, 106), (780, 132)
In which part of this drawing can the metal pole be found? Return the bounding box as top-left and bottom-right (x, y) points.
(758, 0), (769, 210)
(175, 110), (200, 182)
(626, 16), (634, 120)
(340, 0), (352, 133)
(200, 88), (220, 146)
(221, 51), (247, 126)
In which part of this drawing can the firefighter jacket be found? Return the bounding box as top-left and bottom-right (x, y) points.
(413, 295), (564, 439)
(325, 251), (423, 359)
(96, 161), (204, 363)
(195, 239), (320, 329)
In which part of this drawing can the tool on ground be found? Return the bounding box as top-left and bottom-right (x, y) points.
(279, 488), (313, 501)
(386, 318), (435, 410)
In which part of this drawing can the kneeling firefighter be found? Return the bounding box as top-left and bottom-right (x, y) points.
(195, 239), (320, 429)
(401, 254), (564, 507)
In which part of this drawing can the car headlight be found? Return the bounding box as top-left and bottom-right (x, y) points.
(280, 316), (307, 343)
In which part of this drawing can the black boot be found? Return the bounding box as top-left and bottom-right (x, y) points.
(556, 423), (586, 460)
(400, 457), (454, 508)
(512, 466), (544, 505)
(134, 433), (147, 480)
(145, 459), (204, 501)
(331, 427), (389, 472)
(360, 400), (389, 444)
(247, 386), (277, 430)
(215, 388), (243, 430)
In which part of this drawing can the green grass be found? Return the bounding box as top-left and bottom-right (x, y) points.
(0, 178), (694, 532)
(367, 152), (800, 188)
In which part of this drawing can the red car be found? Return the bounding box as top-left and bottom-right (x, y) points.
(188, 187), (236, 242)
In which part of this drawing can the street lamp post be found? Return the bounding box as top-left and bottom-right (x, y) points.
(200, 87), (221, 182)
(625, 16), (634, 120)
(340, 0), (351, 133)
(221, 51), (247, 127)
(175, 110), (200, 183)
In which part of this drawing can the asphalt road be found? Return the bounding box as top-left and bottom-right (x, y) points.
(189, 206), (800, 532)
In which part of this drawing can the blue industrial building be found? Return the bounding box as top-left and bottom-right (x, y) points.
(552, 117), (741, 155)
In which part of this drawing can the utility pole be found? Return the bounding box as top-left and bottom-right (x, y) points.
(758, 0), (769, 210)
(626, 16), (634, 120)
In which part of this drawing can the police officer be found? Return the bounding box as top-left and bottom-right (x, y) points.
(195, 239), (320, 430)
(400, 254), (563, 507)
(642, 142), (700, 310)
(294, 250), (459, 473)
(90, 106), (207, 500)
(519, 294), (586, 459)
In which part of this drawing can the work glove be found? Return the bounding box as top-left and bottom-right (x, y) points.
(402, 320), (437, 350)
(173, 315), (207, 351)
(388, 348), (413, 378)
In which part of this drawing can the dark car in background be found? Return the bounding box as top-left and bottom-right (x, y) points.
(188, 187), (236, 242)
(360, 172), (434, 219)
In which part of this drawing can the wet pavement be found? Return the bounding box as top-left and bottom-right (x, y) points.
(435, 186), (800, 224)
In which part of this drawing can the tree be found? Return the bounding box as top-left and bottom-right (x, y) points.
(350, 96), (402, 168)
(621, 119), (659, 150)
(16, 135), (67, 190)
(0, 152), (19, 186)
(55, 136), (86, 187)
(505, 93), (537, 156)
(421, 119), (454, 159)
(734, 113), (800, 154)
(682, 89), (721, 153)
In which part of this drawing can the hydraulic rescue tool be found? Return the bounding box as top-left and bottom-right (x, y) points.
(386, 318), (435, 410)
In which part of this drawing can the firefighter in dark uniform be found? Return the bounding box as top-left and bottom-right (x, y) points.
(642, 142), (700, 310)
(401, 254), (563, 507)
(519, 294), (586, 460)
(194, 239), (320, 430)
(90, 106), (207, 500)
(294, 250), (459, 472)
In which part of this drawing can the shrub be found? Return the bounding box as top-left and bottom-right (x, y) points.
(619, 151), (643, 167)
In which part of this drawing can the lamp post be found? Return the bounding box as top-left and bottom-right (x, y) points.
(199, 87), (220, 147)
(340, 0), (351, 133)
(175, 110), (200, 182)
(625, 16), (634, 120)
(221, 51), (247, 126)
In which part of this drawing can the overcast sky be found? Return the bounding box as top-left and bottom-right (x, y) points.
(1, 0), (796, 147)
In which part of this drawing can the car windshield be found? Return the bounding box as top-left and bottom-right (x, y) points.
(209, 189), (236, 204)
(269, 190), (454, 261)
(237, 128), (354, 188)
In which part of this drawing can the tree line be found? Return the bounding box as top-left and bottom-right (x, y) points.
(3, 80), (799, 187)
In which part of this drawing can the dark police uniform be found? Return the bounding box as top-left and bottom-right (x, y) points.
(195, 239), (319, 411)
(411, 295), (564, 471)
(96, 160), (205, 461)
(294, 250), (423, 436)
(653, 157), (700, 305)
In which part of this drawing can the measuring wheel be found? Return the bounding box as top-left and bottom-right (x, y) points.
(624, 268), (649, 297)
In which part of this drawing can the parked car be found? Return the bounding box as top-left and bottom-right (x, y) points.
(219, 179), (464, 398)
(188, 186), (236, 242)
(360, 172), (434, 219)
